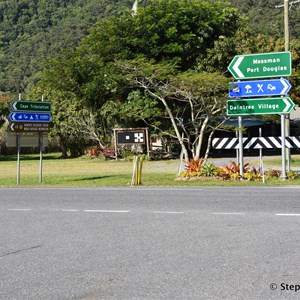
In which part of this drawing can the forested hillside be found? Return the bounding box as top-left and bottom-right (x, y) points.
(0, 0), (138, 93)
(229, 0), (300, 37)
(0, 0), (299, 94)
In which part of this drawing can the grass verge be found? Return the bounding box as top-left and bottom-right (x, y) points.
(0, 153), (300, 187)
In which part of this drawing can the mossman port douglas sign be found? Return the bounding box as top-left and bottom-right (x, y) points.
(227, 97), (295, 116)
(228, 51), (291, 79)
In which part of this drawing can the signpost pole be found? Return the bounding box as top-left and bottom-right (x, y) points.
(39, 133), (43, 183)
(284, 0), (291, 172)
(281, 114), (287, 179)
(145, 128), (150, 158)
(259, 127), (263, 174)
(17, 93), (21, 185)
(113, 129), (118, 160)
(238, 116), (244, 178)
(236, 129), (239, 165)
(39, 95), (44, 183)
(16, 133), (20, 185)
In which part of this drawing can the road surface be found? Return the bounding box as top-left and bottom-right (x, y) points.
(1, 187), (300, 300)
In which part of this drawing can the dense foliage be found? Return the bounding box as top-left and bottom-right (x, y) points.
(1, 0), (300, 94)
(1, 0), (300, 158)
(0, 0), (137, 93)
(32, 0), (240, 158)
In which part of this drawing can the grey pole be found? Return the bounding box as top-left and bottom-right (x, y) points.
(259, 127), (263, 174)
(238, 116), (244, 178)
(236, 129), (239, 165)
(16, 93), (21, 185)
(281, 114), (287, 179)
(284, 0), (291, 172)
(39, 96), (44, 183)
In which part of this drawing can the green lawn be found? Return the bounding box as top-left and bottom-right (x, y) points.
(0, 153), (299, 187)
(261, 156), (300, 167)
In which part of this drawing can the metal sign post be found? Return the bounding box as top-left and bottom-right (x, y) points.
(39, 96), (43, 183)
(16, 133), (20, 185)
(39, 132), (43, 183)
(281, 114), (287, 178)
(16, 94), (21, 185)
(238, 116), (244, 178)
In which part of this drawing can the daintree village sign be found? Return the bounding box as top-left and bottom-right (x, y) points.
(227, 97), (295, 116)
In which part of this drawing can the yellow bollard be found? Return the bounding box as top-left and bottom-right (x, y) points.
(131, 156), (143, 186)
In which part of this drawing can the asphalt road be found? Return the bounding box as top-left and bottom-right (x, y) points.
(1, 187), (300, 300)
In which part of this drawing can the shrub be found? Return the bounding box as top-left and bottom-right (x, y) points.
(287, 170), (300, 179)
(219, 161), (250, 180)
(265, 168), (281, 179)
(182, 157), (205, 177)
(200, 163), (219, 177)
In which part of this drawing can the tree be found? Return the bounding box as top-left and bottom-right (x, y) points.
(34, 0), (242, 157)
(117, 58), (229, 161)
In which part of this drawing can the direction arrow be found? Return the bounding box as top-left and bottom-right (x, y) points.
(9, 112), (51, 123)
(10, 100), (52, 112)
(229, 79), (292, 98)
(228, 51), (291, 79)
(10, 122), (50, 133)
(227, 97), (295, 116)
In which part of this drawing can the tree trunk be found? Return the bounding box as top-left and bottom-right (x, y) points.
(58, 133), (68, 158)
(203, 129), (215, 164)
(195, 115), (209, 159)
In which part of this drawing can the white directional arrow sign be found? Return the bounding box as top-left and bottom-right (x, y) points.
(229, 79), (292, 98)
(227, 97), (295, 116)
(228, 51), (292, 79)
(283, 97), (293, 113)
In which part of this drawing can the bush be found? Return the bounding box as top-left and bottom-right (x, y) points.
(181, 157), (205, 177)
(181, 158), (220, 178)
(200, 163), (219, 177)
(265, 168), (281, 180)
(219, 161), (250, 180)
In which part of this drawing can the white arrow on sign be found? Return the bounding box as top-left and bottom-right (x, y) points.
(283, 97), (293, 113)
(280, 78), (291, 95)
(10, 113), (16, 121)
(232, 56), (244, 78)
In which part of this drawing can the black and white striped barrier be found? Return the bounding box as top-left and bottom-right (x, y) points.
(212, 136), (300, 149)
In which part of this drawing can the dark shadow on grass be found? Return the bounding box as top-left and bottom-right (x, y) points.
(0, 154), (61, 162)
(72, 175), (123, 182)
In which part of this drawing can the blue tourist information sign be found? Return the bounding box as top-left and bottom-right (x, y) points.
(9, 112), (51, 123)
(229, 78), (292, 98)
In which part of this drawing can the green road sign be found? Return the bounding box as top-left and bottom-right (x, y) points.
(227, 97), (295, 116)
(228, 51), (291, 79)
(10, 100), (52, 112)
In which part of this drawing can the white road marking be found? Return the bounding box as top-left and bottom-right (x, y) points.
(153, 211), (184, 214)
(275, 214), (300, 216)
(61, 209), (79, 212)
(211, 212), (246, 215)
(8, 209), (32, 211)
(83, 210), (130, 213)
